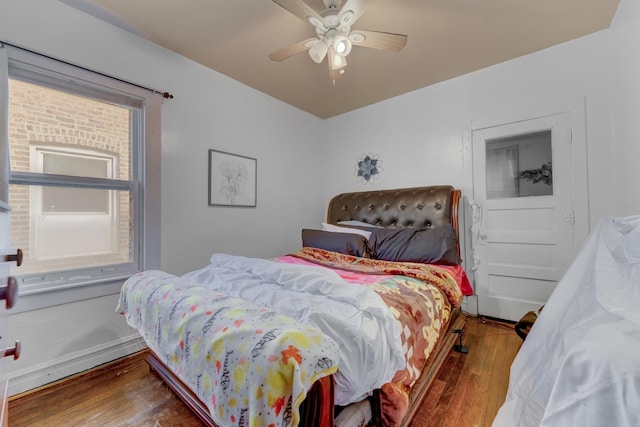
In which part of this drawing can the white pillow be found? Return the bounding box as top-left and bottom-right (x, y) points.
(321, 222), (372, 240)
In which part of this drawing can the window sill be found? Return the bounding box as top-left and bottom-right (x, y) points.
(10, 275), (133, 314)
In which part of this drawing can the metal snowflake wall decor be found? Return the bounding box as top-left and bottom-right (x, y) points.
(355, 153), (383, 184)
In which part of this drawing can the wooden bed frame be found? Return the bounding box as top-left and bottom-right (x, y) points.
(398, 309), (466, 426)
(147, 185), (466, 427)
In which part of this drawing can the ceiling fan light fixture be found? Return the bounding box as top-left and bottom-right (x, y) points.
(309, 40), (329, 63)
(331, 52), (347, 70)
(333, 35), (352, 56)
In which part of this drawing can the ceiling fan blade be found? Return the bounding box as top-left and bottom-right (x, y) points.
(338, 0), (375, 26)
(272, 0), (324, 26)
(269, 38), (318, 62)
(350, 30), (407, 52)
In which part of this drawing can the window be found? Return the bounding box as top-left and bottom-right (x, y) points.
(29, 145), (121, 262)
(1, 44), (162, 296)
(485, 130), (553, 199)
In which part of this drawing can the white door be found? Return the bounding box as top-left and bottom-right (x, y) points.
(0, 207), (20, 424)
(1, 42), (11, 422)
(472, 112), (575, 321)
(0, 208), (12, 424)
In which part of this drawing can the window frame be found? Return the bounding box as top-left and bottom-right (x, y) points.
(1, 44), (161, 307)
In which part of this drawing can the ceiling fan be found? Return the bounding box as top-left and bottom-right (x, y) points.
(269, 0), (408, 82)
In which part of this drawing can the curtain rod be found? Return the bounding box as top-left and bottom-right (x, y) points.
(0, 40), (174, 99)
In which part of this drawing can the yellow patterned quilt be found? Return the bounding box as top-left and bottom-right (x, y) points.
(117, 270), (339, 427)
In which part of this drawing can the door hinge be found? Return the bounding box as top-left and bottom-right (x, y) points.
(558, 129), (572, 145)
(562, 210), (575, 225)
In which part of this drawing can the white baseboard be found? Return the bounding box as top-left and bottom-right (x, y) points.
(8, 333), (147, 396)
(462, 295), (479, 317)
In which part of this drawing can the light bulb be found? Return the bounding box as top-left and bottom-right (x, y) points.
(331, 53), (346, 70)
(332, 35), (352, 57)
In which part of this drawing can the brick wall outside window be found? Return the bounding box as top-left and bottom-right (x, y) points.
(7, 79), (132, 274)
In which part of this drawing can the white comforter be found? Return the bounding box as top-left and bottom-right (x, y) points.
(182, 253), (406, 406)
(493, 216), (640, 427)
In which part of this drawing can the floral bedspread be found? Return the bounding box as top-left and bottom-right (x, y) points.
(117, 270), (339, 427)
(287, 247), (463, 308)
(283, 248), (464, 426)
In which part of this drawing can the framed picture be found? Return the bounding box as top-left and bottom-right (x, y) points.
(208, 149), (257, 207)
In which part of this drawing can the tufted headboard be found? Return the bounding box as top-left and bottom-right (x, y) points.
(327, 185), (462, 256)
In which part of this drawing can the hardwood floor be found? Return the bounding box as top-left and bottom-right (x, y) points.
(8, 352), (203, 427)
(8, 316), (521, 427)
(412, 316), (522, 427)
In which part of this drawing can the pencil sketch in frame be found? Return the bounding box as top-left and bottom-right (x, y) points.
(208, 149), (257, 207)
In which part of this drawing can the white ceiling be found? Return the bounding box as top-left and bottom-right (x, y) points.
(60, 0), (620, 119)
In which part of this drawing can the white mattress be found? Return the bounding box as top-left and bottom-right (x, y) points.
(493, 216), (640, 427)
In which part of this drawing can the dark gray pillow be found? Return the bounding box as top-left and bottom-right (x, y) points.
(301, 229), (372, 258)
(368, 225), (460, 265)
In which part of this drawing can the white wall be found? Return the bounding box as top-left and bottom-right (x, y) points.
(324, 0), (640, 236)
(1, 0), (324, 395)
(159, 60), (327, 274)
(608, 0), (640, 217)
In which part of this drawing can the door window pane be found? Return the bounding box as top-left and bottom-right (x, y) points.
(486, 130), (553, 199)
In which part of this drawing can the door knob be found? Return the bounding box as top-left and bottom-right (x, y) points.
(0, 276), (18, 309)
(4, 248), (23, 267)
(478, 229), (488, 245)
(2, 340), (21, 360)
